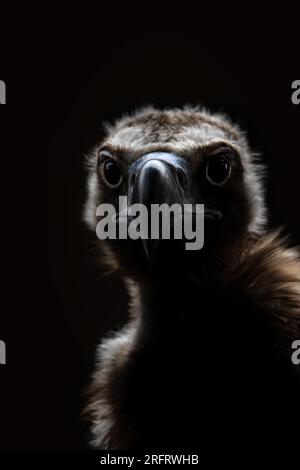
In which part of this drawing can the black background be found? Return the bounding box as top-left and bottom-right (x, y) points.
(0, 13), (299, 450)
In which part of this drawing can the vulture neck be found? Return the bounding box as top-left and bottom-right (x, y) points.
(131, 259), (214, 340)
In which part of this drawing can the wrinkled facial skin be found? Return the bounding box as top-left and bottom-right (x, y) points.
(86, 108), (265, 275)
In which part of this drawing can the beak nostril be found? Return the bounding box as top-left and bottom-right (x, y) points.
(130, 174), (136, 186)
(176, 168), (187, 189)
(128, 153), (189, 207)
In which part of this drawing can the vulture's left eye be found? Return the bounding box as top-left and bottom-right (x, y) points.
(102, 159), (123, 188)
(206, 155), (231, 185)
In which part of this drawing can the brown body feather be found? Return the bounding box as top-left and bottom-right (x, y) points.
(85, 232), (300, 449)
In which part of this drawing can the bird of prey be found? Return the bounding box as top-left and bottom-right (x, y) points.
(84, 106), (300, 451)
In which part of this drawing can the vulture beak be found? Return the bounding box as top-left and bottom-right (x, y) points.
(128, 152), (189, 260)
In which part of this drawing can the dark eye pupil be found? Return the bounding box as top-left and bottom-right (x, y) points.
(206, 155), (231, 184)
(103, 160), (122, 186)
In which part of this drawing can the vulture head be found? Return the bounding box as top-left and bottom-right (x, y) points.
(85, 106), (266, 278)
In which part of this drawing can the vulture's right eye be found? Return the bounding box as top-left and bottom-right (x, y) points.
(102, 159), (123, 188)
(206, 155), (231, 185)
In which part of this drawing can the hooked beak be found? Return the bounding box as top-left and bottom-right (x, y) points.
(127, 151), (222, 261)
(128, 152), (189, 260)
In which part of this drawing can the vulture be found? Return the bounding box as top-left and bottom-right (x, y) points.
(84, 106), (300, 451)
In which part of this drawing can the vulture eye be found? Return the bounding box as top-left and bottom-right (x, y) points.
(206, 155), (231, 185)
(102, 159), (123, 188)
